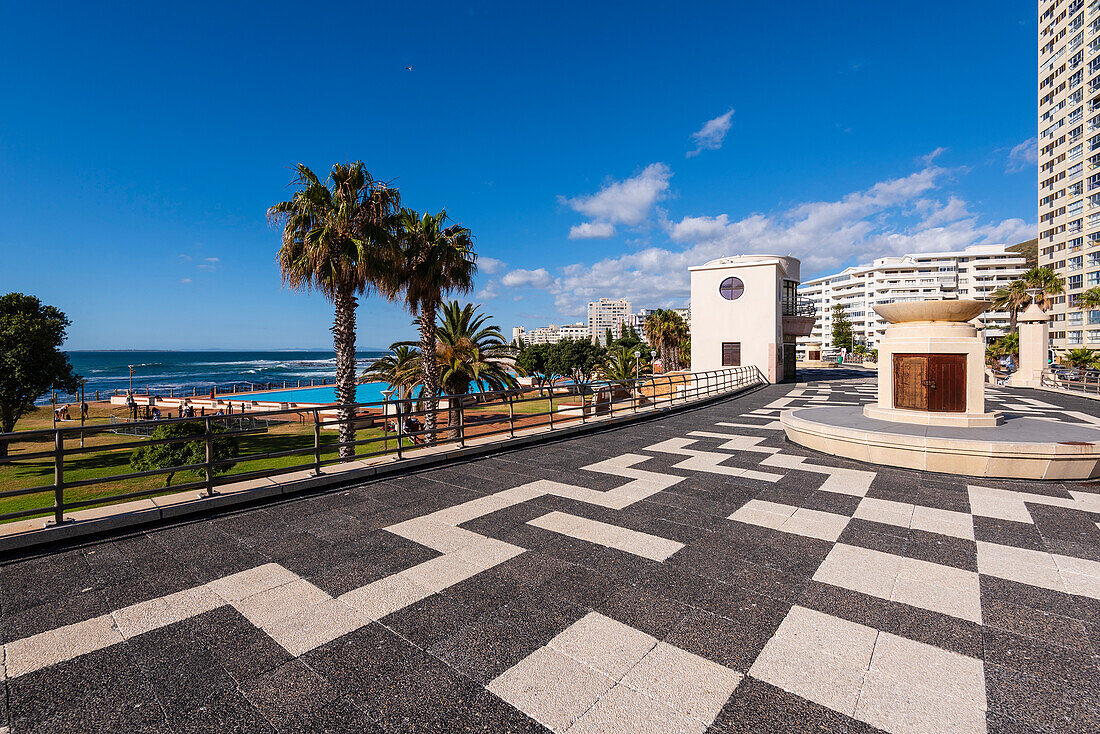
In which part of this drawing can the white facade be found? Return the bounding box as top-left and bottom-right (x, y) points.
(797, 244), (1028, 351)
(557, 323), (591, 341)
(588, 298), (632, 346)
(512, 322), (589, 345)
(689, 255), (801, 383)
(1039, 0), (1100, 351)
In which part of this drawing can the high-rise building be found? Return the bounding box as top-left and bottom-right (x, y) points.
(511, 326), (526, 344)
(1039, 0), (1100, 352)
(798, 244), (1028, 351)
(587, 298), (632, 345)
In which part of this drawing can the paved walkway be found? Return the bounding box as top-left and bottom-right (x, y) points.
(2, 369), (1099, 733)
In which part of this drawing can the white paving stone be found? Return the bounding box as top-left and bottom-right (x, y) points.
(548, 612), (657, 680)
(488, 646), (615, 732)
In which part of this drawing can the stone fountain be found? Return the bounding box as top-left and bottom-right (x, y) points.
(780, 299), (1100, 480)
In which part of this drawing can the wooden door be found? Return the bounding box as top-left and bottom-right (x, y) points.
(892, 353), (967, 413)
(893, 354), (928, 410)
(927, 354), (966, 412)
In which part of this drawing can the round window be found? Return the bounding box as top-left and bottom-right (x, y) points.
(719, 276), (745, 300)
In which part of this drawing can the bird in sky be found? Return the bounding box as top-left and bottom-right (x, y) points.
(405, 65), (414, 71)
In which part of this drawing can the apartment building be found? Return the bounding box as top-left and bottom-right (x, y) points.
(587, 298), (632, 346)
(511, 323), (590, 345)
(1039, 0), (1100, 350)
(798, 244), (1028, 351)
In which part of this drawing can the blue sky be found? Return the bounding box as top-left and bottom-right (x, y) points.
(1, 1), (1037, 350)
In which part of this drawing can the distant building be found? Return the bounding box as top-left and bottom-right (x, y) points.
(557, 323), (591, 341)
(529, 325), (561, 345)
(588, 298), (632, 345)
(798, 244), (1027, 352)
(511, 326), (526, 344)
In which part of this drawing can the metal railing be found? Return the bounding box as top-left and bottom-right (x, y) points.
(781, 297), (816, 318)
(0, 367), (766, 527)
(1042, 367), (1100, 394)
(39, 378), (336, 405)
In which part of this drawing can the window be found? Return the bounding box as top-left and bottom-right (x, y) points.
(1090, 310), (1100, 325)
(718, 277), (745, 300)
(721, 342), (741, 367)
(1069, 330), (1084, 345)
(1090, 270), (1100, 286)
(1070, 311), (1084, 326)
(1070, 274), (1085, 289)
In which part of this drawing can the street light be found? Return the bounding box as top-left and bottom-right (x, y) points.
(381, 387), (397, 453)
(128, 364), (135, 395)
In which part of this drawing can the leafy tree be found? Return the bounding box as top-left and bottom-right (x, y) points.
(1063, 347), (1099, 369)
(269, 162), (401, 459)
(363, 343), (421, 414)
(129, 421), (239, 487)
(1023, 267), (1065, 310)
(678, 335), (691, 369)
(435, 302), (519, 439)
(986, 333), (1020, 365)
(0, 293), (80, 458)
(555, 340), (605, 384)
(830, 304), (854, 351)
(604, 327), (614, 347)
(991, 280), (1030, 331)
(515, 343), (554, 394)
(391, 210), (477, 439)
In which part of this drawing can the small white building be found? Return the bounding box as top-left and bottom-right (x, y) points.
(557, 323), (590, 341)
(689, 255), (809, 383)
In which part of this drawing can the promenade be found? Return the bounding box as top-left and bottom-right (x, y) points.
(2, 369), (1098, 733)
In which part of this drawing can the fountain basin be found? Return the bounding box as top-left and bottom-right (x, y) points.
(873, 300), (990, 324)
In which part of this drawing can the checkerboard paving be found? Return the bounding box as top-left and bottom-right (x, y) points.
(2, 368), (1098, 733)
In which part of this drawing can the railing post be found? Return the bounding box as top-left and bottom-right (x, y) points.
(312, 410), (322, 475)
(203, 417), (215, 497)
(458, 404), (466, 448)
(52, 429), (65, 526)
(508, 395), (516, 437)
(608, 383), (614, 417)
(548, 390), (555, 430)
(396, 414), (404, 459)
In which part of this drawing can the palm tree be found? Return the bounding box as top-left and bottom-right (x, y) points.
(1064, 347), (1099, 369)
(392, 210), (477, 438)
(643, 309), (689, 372)
(1023, 267), (1065, 310)
(362, 343), (421, 415)
(268, 162), (401, 458)
(599, 345), (652, 382)
(435, 302), (519, 439)
(1077, 286), (1100, 310)
(990, 279), (1030, 331)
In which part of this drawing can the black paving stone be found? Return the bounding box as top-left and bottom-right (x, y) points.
(713, 676), (866, 734)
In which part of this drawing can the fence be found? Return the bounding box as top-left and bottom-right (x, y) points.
(1041, 368), (1100, 394)
(0, 367), (766, 527)
(39, 378), (336, 405)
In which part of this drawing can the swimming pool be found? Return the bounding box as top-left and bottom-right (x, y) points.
(237, 380), (492, 405)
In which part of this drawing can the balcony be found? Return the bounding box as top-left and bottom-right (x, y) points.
(782, 297), (817, 338)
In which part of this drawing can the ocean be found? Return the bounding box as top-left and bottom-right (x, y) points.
(58, 350), (386, 401)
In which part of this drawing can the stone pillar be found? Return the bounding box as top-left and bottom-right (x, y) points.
(1007, 302), (1050, 389)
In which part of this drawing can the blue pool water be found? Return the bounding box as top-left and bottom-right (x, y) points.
(238, 383), (393, 405)
(240, 380), (494, 405)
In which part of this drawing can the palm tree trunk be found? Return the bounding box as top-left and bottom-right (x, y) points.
(418, 303), (440, 439)
(333, 288), (359, 459)
(447, 388), (467, 441)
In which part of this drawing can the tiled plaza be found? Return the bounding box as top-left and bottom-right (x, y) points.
(2, 369), (1099, 733)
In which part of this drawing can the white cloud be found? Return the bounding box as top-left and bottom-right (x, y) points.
(560, 163), (672, 231)
(524, 164), (1035, 316)
(476, 280), (501, 300)
(920, 147), (948, 165)
(180, 278), (192, 284)
(479, 257), (506, 273)
(501, 268), (557, 290)
(569, 221), (617, 239)
(687, 109), (734, 157)
(918, 195), (971, 229)
(1007, 137), (1038, 172)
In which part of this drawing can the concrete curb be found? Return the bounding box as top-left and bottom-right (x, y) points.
(0, 382), (769, 557)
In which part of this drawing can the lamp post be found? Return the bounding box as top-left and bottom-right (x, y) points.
(381, 387), (397, 453)
(128, 365), (135, 396)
